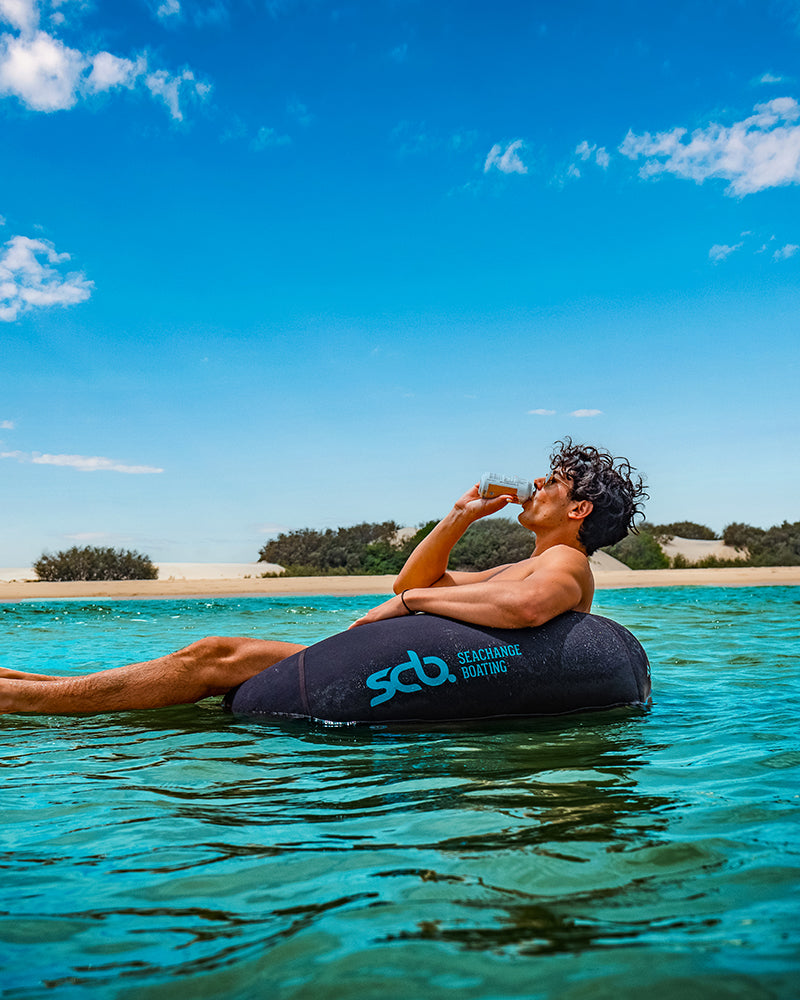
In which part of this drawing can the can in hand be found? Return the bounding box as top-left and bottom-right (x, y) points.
(478, 473), (534, 503)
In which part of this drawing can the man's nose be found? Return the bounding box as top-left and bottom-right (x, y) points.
(533, 476), (545, 489)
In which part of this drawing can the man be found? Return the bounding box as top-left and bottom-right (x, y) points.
(0, 440), (645, 715)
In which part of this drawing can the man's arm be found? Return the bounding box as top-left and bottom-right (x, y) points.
(393, 485), (513, 593)
(352, 547), (591, 630)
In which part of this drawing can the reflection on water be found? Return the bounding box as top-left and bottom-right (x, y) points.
(1, 590), (799, 998)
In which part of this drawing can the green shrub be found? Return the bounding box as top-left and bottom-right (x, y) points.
(671, 553), (750, 569)
(648, 521), (718, 540)
(258, 521), (438, 576)
(261, 564), (350, 578)
(603, 531), (669, 570)
(448, 519), (534, 572)
(722, 520), (800, 565)
(34, 546), (158, 582)
(259, 521), (401, 574)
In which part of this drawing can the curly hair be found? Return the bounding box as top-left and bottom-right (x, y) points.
(549, 439), (647, 555)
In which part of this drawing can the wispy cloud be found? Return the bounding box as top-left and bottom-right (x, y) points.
(527, 408), (556, 416)
(570, 409), (603, 418)
(484, 139), (527, 175)
(0, 234), (93, 321)
(0, 0), (210, 119)
(709, 231), (797, 263)
(251, 125), (291, 150)
(1, 419), (14, 429)
(156, 0), (181, 20)
(575, 140), (610, 169)
(1, 450), (164, 473)
(773, 242), (799, 260)
(709, 242), (743, 263)
(619, 98), (800, 196)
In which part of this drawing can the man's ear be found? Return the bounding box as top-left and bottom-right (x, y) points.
(568, 499), (593, 521)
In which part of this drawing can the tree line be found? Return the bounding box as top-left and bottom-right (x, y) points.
(30, 517), (800, 581)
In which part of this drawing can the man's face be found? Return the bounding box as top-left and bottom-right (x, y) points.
(517, 467), (574, 530)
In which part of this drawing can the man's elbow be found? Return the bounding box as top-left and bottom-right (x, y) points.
(510, 592), (571, 628)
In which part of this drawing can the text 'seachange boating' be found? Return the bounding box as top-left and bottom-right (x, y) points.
(226, 611), (651, 724)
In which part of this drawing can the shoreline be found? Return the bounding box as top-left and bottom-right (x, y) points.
(1, 566), (799, 601)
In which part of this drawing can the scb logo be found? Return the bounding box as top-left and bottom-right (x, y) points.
(366, 650), (457, 707)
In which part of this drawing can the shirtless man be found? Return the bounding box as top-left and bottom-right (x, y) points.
(0, 440), (645, 715)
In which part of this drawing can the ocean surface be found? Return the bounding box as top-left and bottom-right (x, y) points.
(1, 587), (798, 999)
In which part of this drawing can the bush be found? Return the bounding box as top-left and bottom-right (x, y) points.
(258, 521), (438, 576)
(648, 521), (718, 540)
(34, 546), (158, 582)
(671, 553), (750, 569)
(603, 531), (669, 570)
(722, 520), (800, 565)
(261, 564), (350, 578)
(448, 519), (534, 572)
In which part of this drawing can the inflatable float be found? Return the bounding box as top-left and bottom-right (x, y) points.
(225, 611), (651, 724)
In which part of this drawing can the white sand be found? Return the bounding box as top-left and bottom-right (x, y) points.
(660, 536), (744, 563)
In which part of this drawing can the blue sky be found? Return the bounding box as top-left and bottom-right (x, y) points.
(2, 0), (799, 565)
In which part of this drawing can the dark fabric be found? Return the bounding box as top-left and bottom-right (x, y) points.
(226, 612), (651, 724)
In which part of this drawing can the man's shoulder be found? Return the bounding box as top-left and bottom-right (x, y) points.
(530, 545), (592, 580)
(532, 544), (590, 566)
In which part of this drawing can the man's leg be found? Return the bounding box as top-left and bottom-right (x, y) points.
(0, 636), (306, 715)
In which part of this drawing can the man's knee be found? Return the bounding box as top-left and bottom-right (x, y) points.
(175, 636), (253, 690)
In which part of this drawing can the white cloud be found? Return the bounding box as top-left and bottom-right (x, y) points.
(0, 0), (37, 33)
(619, 98), (800, 196)
(1, 419), (14, 429)
(484, 139), (528, 175)
(773, 242), (799, 260)
(86, 51), (145, 92)
(157, 0), (181, 19)
(0, 2), (209, 119)
(709, 242), (743, 263)
(0, 29), (83, 110)
(758, 73), (786, 85)
(575, 140), (610, 169)
(0, 234), (93, 321)
(0, 214), (5, 225)
(571, 409), (603, 417)
(251, 125), (291, 149)
(1, 450), (164, 473)
(527, 408), (556, 416)
(144, 67), (203, 121)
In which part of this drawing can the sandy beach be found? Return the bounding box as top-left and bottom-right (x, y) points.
(1, 562), (798, 601)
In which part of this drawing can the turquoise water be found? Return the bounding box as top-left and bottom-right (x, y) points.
(1, 587), (798, 999)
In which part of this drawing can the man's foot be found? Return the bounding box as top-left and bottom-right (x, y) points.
(0, 667), (55, 681)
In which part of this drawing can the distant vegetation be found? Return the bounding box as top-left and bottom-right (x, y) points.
(448, 519), (534, 571)
(259, 522), (437, 577)
(647, 521), (718, 541)
(34, 546), (158, 582)
(257, 517), (800, 576)
(604, 519), (800, 569)
(259, 518), (534, 576)
(602, 530), (670, 570)
(722, 520), (800, 566)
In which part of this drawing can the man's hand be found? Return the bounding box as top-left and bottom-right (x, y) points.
(349, 594), (409, 629)
(453, 484), (515, 520)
